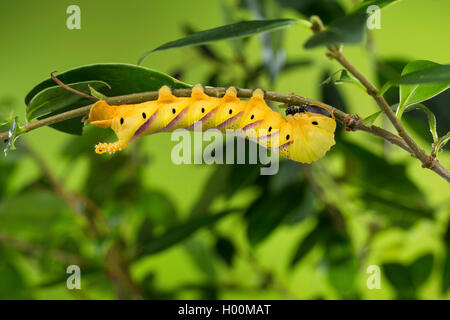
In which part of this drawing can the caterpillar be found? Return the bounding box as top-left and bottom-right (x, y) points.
(88, 85), (336, 163)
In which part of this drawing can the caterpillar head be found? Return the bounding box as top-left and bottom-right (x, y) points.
(89, 100), (148, 154)
(281, 109), (336, 163)
(89, 100), (116, 129)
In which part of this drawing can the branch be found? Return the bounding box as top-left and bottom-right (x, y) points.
(1, 86), (448, 181)
(307, 16), (449, 182)
(326, 49), (449, 181)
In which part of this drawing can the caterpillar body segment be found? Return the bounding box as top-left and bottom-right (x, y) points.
(88, 85), (336, 163)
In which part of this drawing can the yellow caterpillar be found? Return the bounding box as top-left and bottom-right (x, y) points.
(88, 85), (336, 163)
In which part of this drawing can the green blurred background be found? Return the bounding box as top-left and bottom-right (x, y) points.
(0, 0), (449, 299)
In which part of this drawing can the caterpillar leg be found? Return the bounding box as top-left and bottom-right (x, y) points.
(95, 140), (129, 154)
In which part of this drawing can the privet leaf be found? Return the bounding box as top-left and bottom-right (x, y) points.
(362, 110), (383, 126)
(321, 69), (365, 91)
(245, 0), (286, 84)
(25, 63), (190, 135)
(403, 103), (438, 142)
(138, 19), (300, 64)
(290, 220), (326, 268)
(383, 263), (416, 299)
(383, 254), (434, 299)
(433, 132), (450, 157)
(304, 0), (398, 49)
(26, 81), (110, 121)
(89, 84), (107, 100)
(338, 141), (433, 228)
(136, 209), (236, 258)
(396, 61), (450, 119)
(278, 0), (345, 24)
(214, 236), (236, 266)
(304, 12), (367, 49)
(323, 232), (359, 298)
(246, 182), (306, 247)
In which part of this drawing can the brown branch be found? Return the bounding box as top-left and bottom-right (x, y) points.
(307, 16), (449, 181)
(1, 86), (448, 181)
(325, 49), (449, 181)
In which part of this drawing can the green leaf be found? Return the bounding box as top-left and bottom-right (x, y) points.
(362, 110), (383, 126)
(290, 218), (328, 268)
(138, 19), (300, 65)
(383, 263), (416, 299)
(432, 131), (450, 157)
(184, 237), (217, 277)
(304, 0), (398, 49)
(304, 12), (367, 49)
(136, 209), (236, 257)
(25, 63), (190, 135)
(135, 191), (179, 249)
(278, 0), (345, 24)
(321, 69), (365, 90)
(189, 166), (232, 217)
(320, 70), (348, 138)
(0, 260), (29, 299)
(403, 103), (438, 142)
(323, 232), (359, 298)
(0, 111), (13, 128)
(383, 253), (434, 299)
(25, 63), (189, 105)
(396, 61), (450, 119)
(214, 236), (236, 266)
(89, 84), (107, 100)
(26, 81), (109, 121)
(245, 0), (287, 84)
(350, 0), (399, 12)
(409, 254), (434, 288)
(375, 58), (409, 105)
(338, 141), (433, 229)
(394, 63), (450, 85)
(246, 182), (306, 247)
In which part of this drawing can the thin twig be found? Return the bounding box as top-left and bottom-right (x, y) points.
(1, 86), (448, 181)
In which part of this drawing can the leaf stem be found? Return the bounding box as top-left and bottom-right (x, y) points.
(50, 70), (99, 102)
